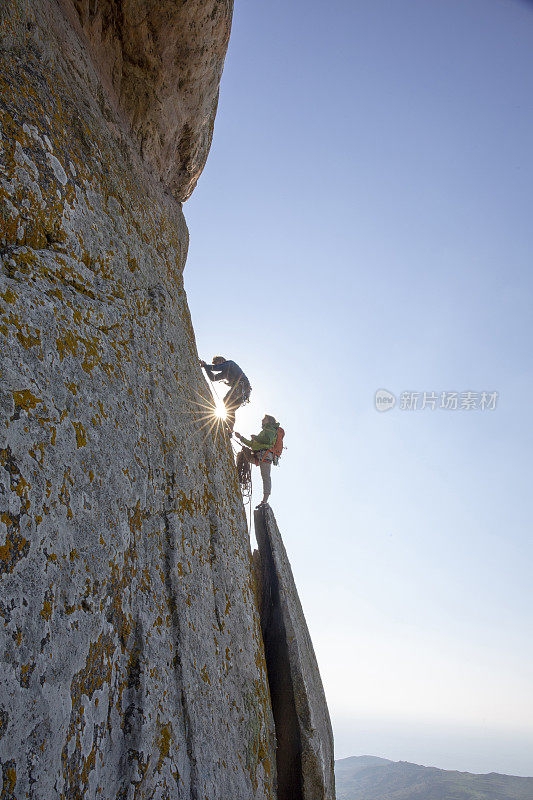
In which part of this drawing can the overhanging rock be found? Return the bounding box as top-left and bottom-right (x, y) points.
(254, 506), (336, 800)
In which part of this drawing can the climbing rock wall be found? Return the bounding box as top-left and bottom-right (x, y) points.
(67, 0), (234, 200)
(255, 507), (336, 800)
(0, 1), (277, 798)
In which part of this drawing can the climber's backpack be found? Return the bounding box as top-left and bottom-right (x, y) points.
(271, 427), (285, 466)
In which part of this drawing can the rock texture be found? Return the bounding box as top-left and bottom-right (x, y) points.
(66, 0), (234, 200)
(0, 1), (335, 798)
(0, 1), (278, 798)
(254, 507), (336, 800)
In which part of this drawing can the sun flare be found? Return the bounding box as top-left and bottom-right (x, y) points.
(214, 399), (227, 421)
(186, 387), (230, 444)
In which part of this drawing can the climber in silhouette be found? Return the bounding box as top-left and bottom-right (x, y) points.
(200, 356), (251, 432)
(235, 415), (282, 508)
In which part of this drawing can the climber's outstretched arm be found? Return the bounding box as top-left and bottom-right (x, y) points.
(202, 362), (225, 382)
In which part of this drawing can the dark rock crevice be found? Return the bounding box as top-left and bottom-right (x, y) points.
(254, 507), (336, 800)
(255, 514), (304, 800)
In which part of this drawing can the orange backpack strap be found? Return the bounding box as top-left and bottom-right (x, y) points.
(271, 427), (284, 461)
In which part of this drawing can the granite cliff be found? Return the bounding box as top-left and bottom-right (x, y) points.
(0, 1), (335, 798)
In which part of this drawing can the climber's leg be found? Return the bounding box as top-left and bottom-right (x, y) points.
(224, 385), (243, 432)
(259, 461), (272, 504)
(225, 403), (236, 432)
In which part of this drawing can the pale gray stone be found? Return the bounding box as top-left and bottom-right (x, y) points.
(0, 1), (335, 797)
(0, 1), (277, 797)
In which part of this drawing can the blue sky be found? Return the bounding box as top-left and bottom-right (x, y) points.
(183, 0), (533, 776)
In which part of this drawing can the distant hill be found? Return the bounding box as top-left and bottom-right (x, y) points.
(335, 755), (533, 800)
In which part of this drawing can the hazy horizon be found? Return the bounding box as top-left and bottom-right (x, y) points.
(332, 716), (533, 777)
(333, 750), (532, 776)
(185, 0), (533, 776)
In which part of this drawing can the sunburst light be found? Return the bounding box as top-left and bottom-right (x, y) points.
(213, 394), (227, 421)
(187, 389), (228, 442)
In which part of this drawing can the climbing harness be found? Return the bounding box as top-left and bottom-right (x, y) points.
(226, 379), (252, 408)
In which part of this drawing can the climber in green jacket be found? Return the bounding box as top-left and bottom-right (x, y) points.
(235, 415), (280, 508)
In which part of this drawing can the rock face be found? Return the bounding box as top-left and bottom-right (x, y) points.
(66, 0), (234, 200)
(254, 507), (336, 800)
(0, 1), (277, 797)
(0, 1), (334, 798)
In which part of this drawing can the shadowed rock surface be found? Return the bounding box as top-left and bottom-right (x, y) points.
(66, 0), (234, 200)
(255, 506), (336, 800)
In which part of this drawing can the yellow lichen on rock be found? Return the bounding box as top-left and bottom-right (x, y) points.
(0, 1), (279, 798)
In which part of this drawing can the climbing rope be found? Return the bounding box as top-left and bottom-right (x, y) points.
(234, 440), (253, 531)
(206, 376), (224, 416)
(235, 446), (252, 495)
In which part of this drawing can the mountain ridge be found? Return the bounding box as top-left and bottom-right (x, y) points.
(335, 755), (533, 800)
